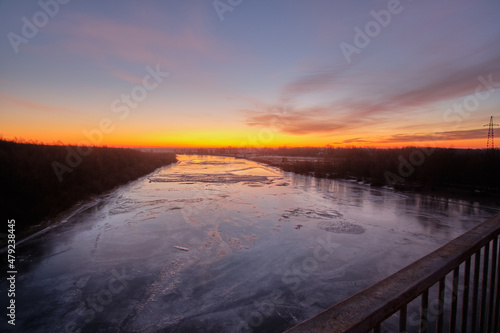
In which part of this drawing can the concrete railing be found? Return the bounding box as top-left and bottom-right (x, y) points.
(285, 213), (500, 333)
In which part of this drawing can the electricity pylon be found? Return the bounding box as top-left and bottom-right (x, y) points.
(484, 116), (499, 149)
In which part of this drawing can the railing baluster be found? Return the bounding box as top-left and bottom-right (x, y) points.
(494, 236), (500, 333)
(437, 278), (445, 333)
(461, 257), (471, 333)
(450, 267), (459, 332)
(472, 250), (481, 331)
(488, 237), (498, 332)
(480, 242), (490, 332)
(421, 289), (429, 333)
(399, 304), (407, 333)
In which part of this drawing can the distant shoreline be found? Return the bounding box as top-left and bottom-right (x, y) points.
(170, 148), (500, 205)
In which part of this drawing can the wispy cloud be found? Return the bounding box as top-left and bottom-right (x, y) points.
(381, 53), (500, 110)
(328, 137), (370, 145)
(43, 11), (238, 72)
(244, 35), (500, 138)
(341, 137), (369, 144)
(377, 128), (487, 144)
(110, 70), (145, 85)
(1, 94), (75, 114)
(280, 68), (344, 102)
(244, 106), (350, 135)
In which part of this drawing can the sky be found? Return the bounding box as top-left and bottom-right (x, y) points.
(1, 0), (500, 149)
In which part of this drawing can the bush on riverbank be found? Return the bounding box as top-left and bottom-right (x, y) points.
(0, 140), (177, 235)
(250, 147), (500, 195)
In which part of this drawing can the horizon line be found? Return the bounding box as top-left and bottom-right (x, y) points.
(1, 138), (495, 151)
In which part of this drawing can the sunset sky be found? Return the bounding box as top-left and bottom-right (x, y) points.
(1, 0), (500, 148)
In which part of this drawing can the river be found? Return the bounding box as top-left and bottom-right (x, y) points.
(2, 155), (498, 332)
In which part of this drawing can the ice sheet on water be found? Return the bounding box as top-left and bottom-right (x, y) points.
(6, 155), (496, 333)
(281, 207), (344, 219)
(108, 198), (173, 215)
(317, 220), (365, 234)
(186, 160), (246, 165)
(281, 207), (365, 234)
(149, 173), (269, 183)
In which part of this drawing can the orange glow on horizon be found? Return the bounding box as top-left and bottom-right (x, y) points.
(1, 131), (487, 150)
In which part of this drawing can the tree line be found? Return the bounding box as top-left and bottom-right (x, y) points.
(251, 147), (500, 195)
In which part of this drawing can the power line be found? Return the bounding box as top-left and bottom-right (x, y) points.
(484, 116), (499, 149)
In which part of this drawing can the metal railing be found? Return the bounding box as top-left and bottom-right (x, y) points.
(285, 213), (500, 333)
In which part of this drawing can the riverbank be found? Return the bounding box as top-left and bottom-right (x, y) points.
(0, 140), (177, 241)
(245, 152), (500, 206)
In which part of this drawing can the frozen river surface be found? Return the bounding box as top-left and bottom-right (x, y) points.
(2, 155), (498, 332)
